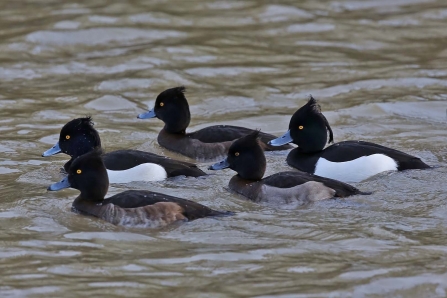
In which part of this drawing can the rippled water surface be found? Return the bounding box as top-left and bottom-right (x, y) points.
(1, 0), (447, 297)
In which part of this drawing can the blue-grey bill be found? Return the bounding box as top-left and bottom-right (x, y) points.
(137, 108), (156, 119)
(208, 158), (230, 170)
(42, 142), (61, 157)
(48, 176), (71, 191)
(268, 130), (293, 146)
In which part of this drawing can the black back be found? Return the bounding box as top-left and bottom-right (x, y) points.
(219, 131), (366, 198)
(320, 141), (430, 170)
(56, 117), (205, 177)
(65, 151), (230, 220)
(189, 125), (292, 151)
(151, 86), (291, 152)
(102, 149), (206, 177)
(103, 190), (230, 220)
(287, 140), (430, 172)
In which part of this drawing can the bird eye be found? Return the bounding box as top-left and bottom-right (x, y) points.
(160, 102), (164, 107)
(66, 135), (70, 140)
(235, 152), (239, 156)
(76, 169), (82, 174)
(298, 126), (304, 130)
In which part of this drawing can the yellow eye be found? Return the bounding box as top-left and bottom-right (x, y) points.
(66, 135), (70, 140)
(235, 152), (239, 156)
(298, 126), (304, 130)
(76, 169), (82, 174)
(160, 102), (164, 107)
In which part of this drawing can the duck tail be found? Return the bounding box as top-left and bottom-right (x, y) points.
(357, 190), (374, 195)
(208, 210), (236, 217)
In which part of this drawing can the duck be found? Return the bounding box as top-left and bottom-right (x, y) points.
(208, 131), (367, 205)
(47, 149), (231, 227)
(137, 86), (292, 161)
(268, 97), (430, 183)
(42, 117), (206, 183)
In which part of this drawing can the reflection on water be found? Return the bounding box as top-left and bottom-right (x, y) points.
(1, 0), (447, 297)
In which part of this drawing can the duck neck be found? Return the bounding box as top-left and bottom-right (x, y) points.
(297, 146), (321, 154)
(72, 195), (103, 217)
(164, 124), (187, 134)
(76, 178), (108, 206)
(163, 107), (190, 134)
(229, 175), (262, 202)
(235, 175), (258, 183)
(234, 155), (266, 181)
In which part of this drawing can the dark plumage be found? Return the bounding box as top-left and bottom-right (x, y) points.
(286, 140), (430, 174)
(42, 117), (206, 180)
(209, 131), (367, 205)
(137, 86), (293, 161)
(269, 97), (430, 182)
(48, 150), (231, 227)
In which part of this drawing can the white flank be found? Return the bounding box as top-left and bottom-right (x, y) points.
(106, 163), (167, 183)
(314, 154), (398, 183)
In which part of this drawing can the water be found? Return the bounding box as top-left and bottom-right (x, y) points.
(1, 0), (447, 297)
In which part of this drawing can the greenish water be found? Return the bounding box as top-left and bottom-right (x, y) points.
(1, 0), (447, 297)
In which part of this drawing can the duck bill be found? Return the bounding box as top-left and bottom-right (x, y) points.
(268, 130), (293, 146)
(48, 176), (71, 191)
(42, 142), (62, 157)
(208, 158), (230, 170)
(137, 108), (156, 119)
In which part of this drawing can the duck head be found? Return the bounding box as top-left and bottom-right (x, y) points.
(42, 117), (101, 158)
(209, 131), (266, 181)
(268, 96), (333, 153)
(48, 149), (108, 202)
(138, 86), (191, 134)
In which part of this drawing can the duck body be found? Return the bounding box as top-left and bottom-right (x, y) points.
(138, 86), (292, 161)
(209, 131), (368, 206)
(286, 140), (430, 183)
(229, 171), (364, 205)
(48, 150), (230, 228)
(74, 190), (227, 227)
(268, 97), (430, 183)
(42, 117), (206, 183)
(101, 190), (227, 220)
(102, 149), (205, 182)
(158, 125), (290, 161)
